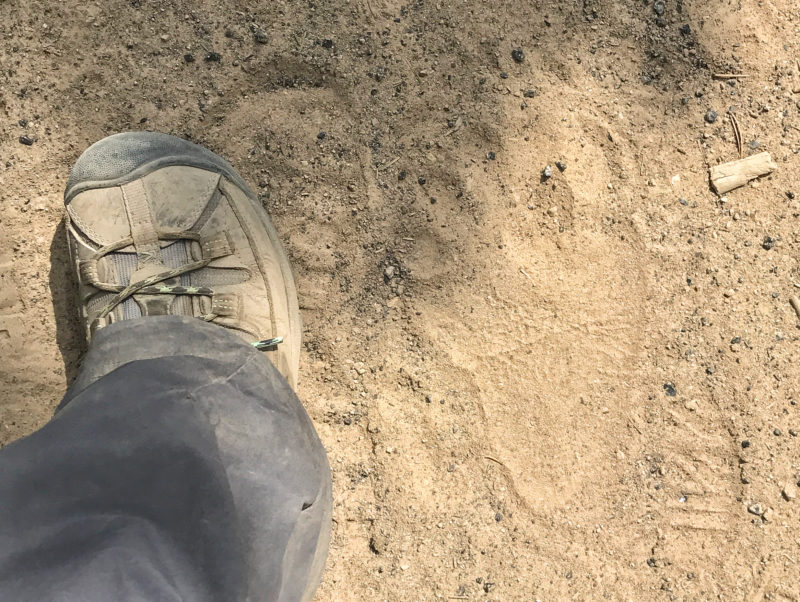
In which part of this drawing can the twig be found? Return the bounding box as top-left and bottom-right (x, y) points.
(483, 455), (506, 467)
(440, 116), (464, 139)
(519, 268), (532, 280)
(790, 296), (800, 320)
(713, 73), (749, 79)
(728, 110), (743, 159)
(376, 157), (399, 172)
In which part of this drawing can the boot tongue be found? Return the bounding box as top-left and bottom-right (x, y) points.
(129, 262), (177, 316)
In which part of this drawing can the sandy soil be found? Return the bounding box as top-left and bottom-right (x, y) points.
(2, 0), (800, 599)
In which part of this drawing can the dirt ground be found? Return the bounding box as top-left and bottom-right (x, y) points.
(2, 0), (800, 599)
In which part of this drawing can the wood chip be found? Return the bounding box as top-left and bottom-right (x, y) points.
(709, 152), (776, 194)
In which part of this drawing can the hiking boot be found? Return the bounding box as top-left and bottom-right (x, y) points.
(64, 132), (301, 388)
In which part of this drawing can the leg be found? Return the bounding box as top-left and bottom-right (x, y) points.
(0, 316), (331, 601)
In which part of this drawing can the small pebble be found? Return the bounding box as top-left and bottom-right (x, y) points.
(704, 110), (718, 124)
(748, 139), (760, 150)
(663, 383), (677, 397)
(679, 197), (688, 206)
(511, 48), (525, 63)
(18, 135), (34, 146)
(787, 191), (795, 200)
(679, 24), (691, 34)
(486, 151), (496, 160)
(741, 440), (750, 448)
(321, 39), (334, 49)
(252, 27), (269, 44)
(204, 51), (222, 62)
(654, 0), (665, 15)
(417, 176), (426, 185)
(747, 503), (763, 516)
(494, 512), (503, 522)
(541, 165), (552, 179)
(499, 71), (508, 79)
(317, 131), (327, 140)
(773, 428), (781, 436)
(18, 119), (28, 127)
(184, 53), (195, 63)
(555, 160), (567, 172)
(384, 265), (396, 279)
(523, 89), (536, 98)
(762, 236), (776, 250)
(782, 482), (797, 501)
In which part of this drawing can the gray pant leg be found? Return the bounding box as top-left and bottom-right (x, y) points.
(0, 316), (331, 602)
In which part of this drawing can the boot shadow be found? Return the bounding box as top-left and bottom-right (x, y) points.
(49, 219), (86, 385)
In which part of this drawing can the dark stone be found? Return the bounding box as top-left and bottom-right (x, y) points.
(204, 51), (222, 62)
(511, 48), (525, 63)
(762, 236), (776, 250)
(679, 24), (691, 34)
(487, 151), (496, 160)
(417, 176), (426, 185)
(317, 131), (327, 140)
(556, 161), (567, 172)
(321, 38), (334, 49)
(741, 440), (750, 448)
(18, 135), (34, 146)
(252, 28), (269, 44)
(499, 71), (508, 79)
(184, 53), (195, 63)
(704, 110), (718, 124)
(523, 89), (536, 98)
(787, 191), (795, 200)
(663, 383), (677, 397)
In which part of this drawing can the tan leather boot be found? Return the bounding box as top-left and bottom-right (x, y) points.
(64, 132), (301, 388)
